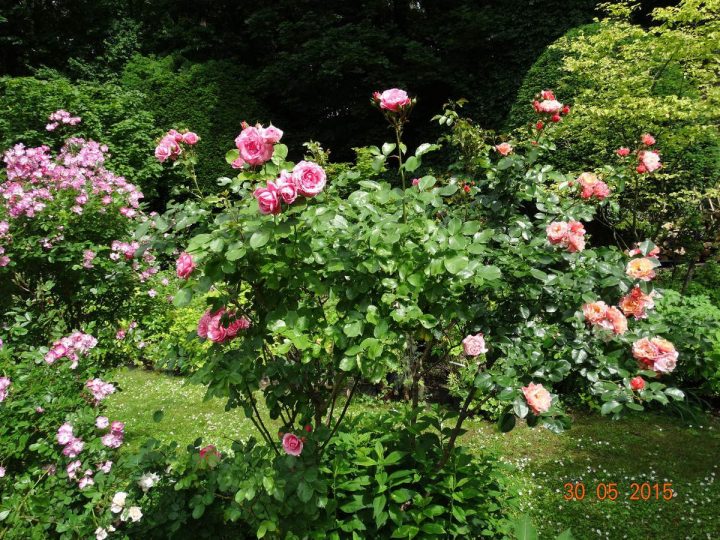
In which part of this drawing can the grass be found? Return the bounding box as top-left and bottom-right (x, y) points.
(106, 368), (720, 539)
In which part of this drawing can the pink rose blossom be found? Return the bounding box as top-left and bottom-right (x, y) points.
(282, 433), (304, 456)
(235, 126), (274, 167)
(0, 376), (10, 402)
(411, 178), (420, 186)
(66, 460), (82, 479)
(462, 333), (488, 356)
(98, 461), (113, 473)
(292, 161), (327, 198)
(546, 221), (569, 245)
(62, 438), (85, 458)
(182, 132), (199, 145)
(582, 302), (608, 325)
(619, 286), (655, 319)
(57, 423), (74, 445)
(261, 125), (283, 144)
(176, 252), (196, 279)
(630, 376), (645, 390)
(253, 182), (281, 215)
(495, 142), (513, 156)
(632, 337), (678, 373)
(638, 150), (661, 173)
(96, 416), (109, 429)
(154, 145), (172, 163)
(536, 99), (563, 114)
(522, 382), (552, 415)
(377, 88), (411, 112)
(275, 171), (298, 204)
(102, 433), (124, 449)
(641, 133), (656, 146)
(577, 172), (610, 201)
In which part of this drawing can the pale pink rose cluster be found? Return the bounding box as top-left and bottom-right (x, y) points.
(57, 423), (85, 458)
(110, 240), (139, 261)
(176, 251), (196, 279)
(82, 249), (96, 269)
(576, 172), (610, 201)
(197, 308), (251, 343)
(232, 123), (283, 168)
(372, 88), (412, 112)
(101, 421), (125, 448)
(0, 376), (11, 402)
(154, 129), (199, 163)
(282, 433), (304, 456)
(253, 161), (327, 215)
(532, 89), (570, 124)
(85, 378), (116, 404)
(1, 139), (143, 222)
(45, 332), (98, 369)
(46, 109), (81, 131)
(618, 286), (656, 319)
(632, 337), (678, 373)
(546, 220), (586, 253)
(582, 301), (628, 335)
(462, 333), (488, 356)
(522, 382), (553, 414)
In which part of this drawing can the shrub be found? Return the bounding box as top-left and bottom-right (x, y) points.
(506, 1), (720, 261)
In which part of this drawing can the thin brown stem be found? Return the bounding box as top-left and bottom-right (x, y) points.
(319, 377), (359, 456)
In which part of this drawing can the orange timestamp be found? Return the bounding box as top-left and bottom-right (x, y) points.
(562, 482), (674, 501)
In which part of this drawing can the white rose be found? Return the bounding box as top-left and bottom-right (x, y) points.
(111, 491), (127, 513)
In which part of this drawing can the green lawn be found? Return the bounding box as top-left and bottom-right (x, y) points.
(106, 368), (720, 539)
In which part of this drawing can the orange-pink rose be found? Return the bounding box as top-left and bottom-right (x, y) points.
(626, 258), (656, 281)
(522, 382), (552, 415)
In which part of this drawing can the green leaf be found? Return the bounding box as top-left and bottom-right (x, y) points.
(391, 525), (419, 539)
(513, 398), (529, 419)
(249, 230), (270, 249)
(404, 156), (420, 172)
(421, 523), (445, 535)
(382, 142), (397, 156)
(225, 149), (239, 165)
(514, 515), (538, 540)
(152, 410), (164, 422)
(600, 401), (623, 415)
(556, 529), (575, 540)
(665, 388), (685, 401)
(339, 357), (357, 371)
(444, 255), (469, 274)
(173, 288), (192, 307)
(297, 481), (313, 503)
(343, 320), (363, 337)
(372, 494), (386, 520)
(418, 175), (436, 190)
(497, 412), (516, 433)
(390, 488), (414, 503)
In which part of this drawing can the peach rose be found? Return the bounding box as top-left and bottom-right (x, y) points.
(619, 286), (655, 319)
(626, 258), (656, 281)
(582, 301), (608, 325)
(495, 142), (513, 156)
(522, 382), (552, 415)
(546, 221), (569, 245)
(605, 307), (627, 335)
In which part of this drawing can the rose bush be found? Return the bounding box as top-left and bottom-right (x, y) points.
(137, 88), (689, 537)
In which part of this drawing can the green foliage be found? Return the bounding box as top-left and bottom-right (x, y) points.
(120, 55), (268, 193)
(649, 289), (720, 396)
(507, 1), (720, 258)
(129, 407), (515, 539)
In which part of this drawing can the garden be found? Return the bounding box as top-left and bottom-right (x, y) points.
(0, 1), (719, 538)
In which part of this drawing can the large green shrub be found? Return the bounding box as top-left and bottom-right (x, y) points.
(506, 1), (720, 261)
(120, 55), (268, 194)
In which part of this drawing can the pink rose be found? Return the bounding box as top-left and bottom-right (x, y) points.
(235, 126), (273, 166)
(275, 171), (298, 204)
(522, 382), (552, 415)
(96, 416), (109, 429)
(495, 142), (513, 156)
(546, 222), (569, 245)
(537, 99), (563, 114)
(411, 178), (420, 186)
(540, 90), (556, 100)
(154, 145), (171, 163)
(605, 307), (627, 335)
(577, 172), (610, 201)
(641, 133), (655, 146)
(292, 161), (327, 198)
(182, 132), (199, 145)
(110, 421), (125, 434)
(462, 333), (488, 356)
(639, 150), (661, 173)
(176, 252), (196, 279)
(616, 147), (631, 157)
(231, 157), (246, 169)
(197, 310), (213, 338)
(619, 286), (655, 319)
(261, 125), (283, 144)
(377, 88), (411, 112)
(282, 433), (303, 456)
(630, 376), (645, 391)
(632, 337), (678, 373)
(253, 182), (282, 214)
